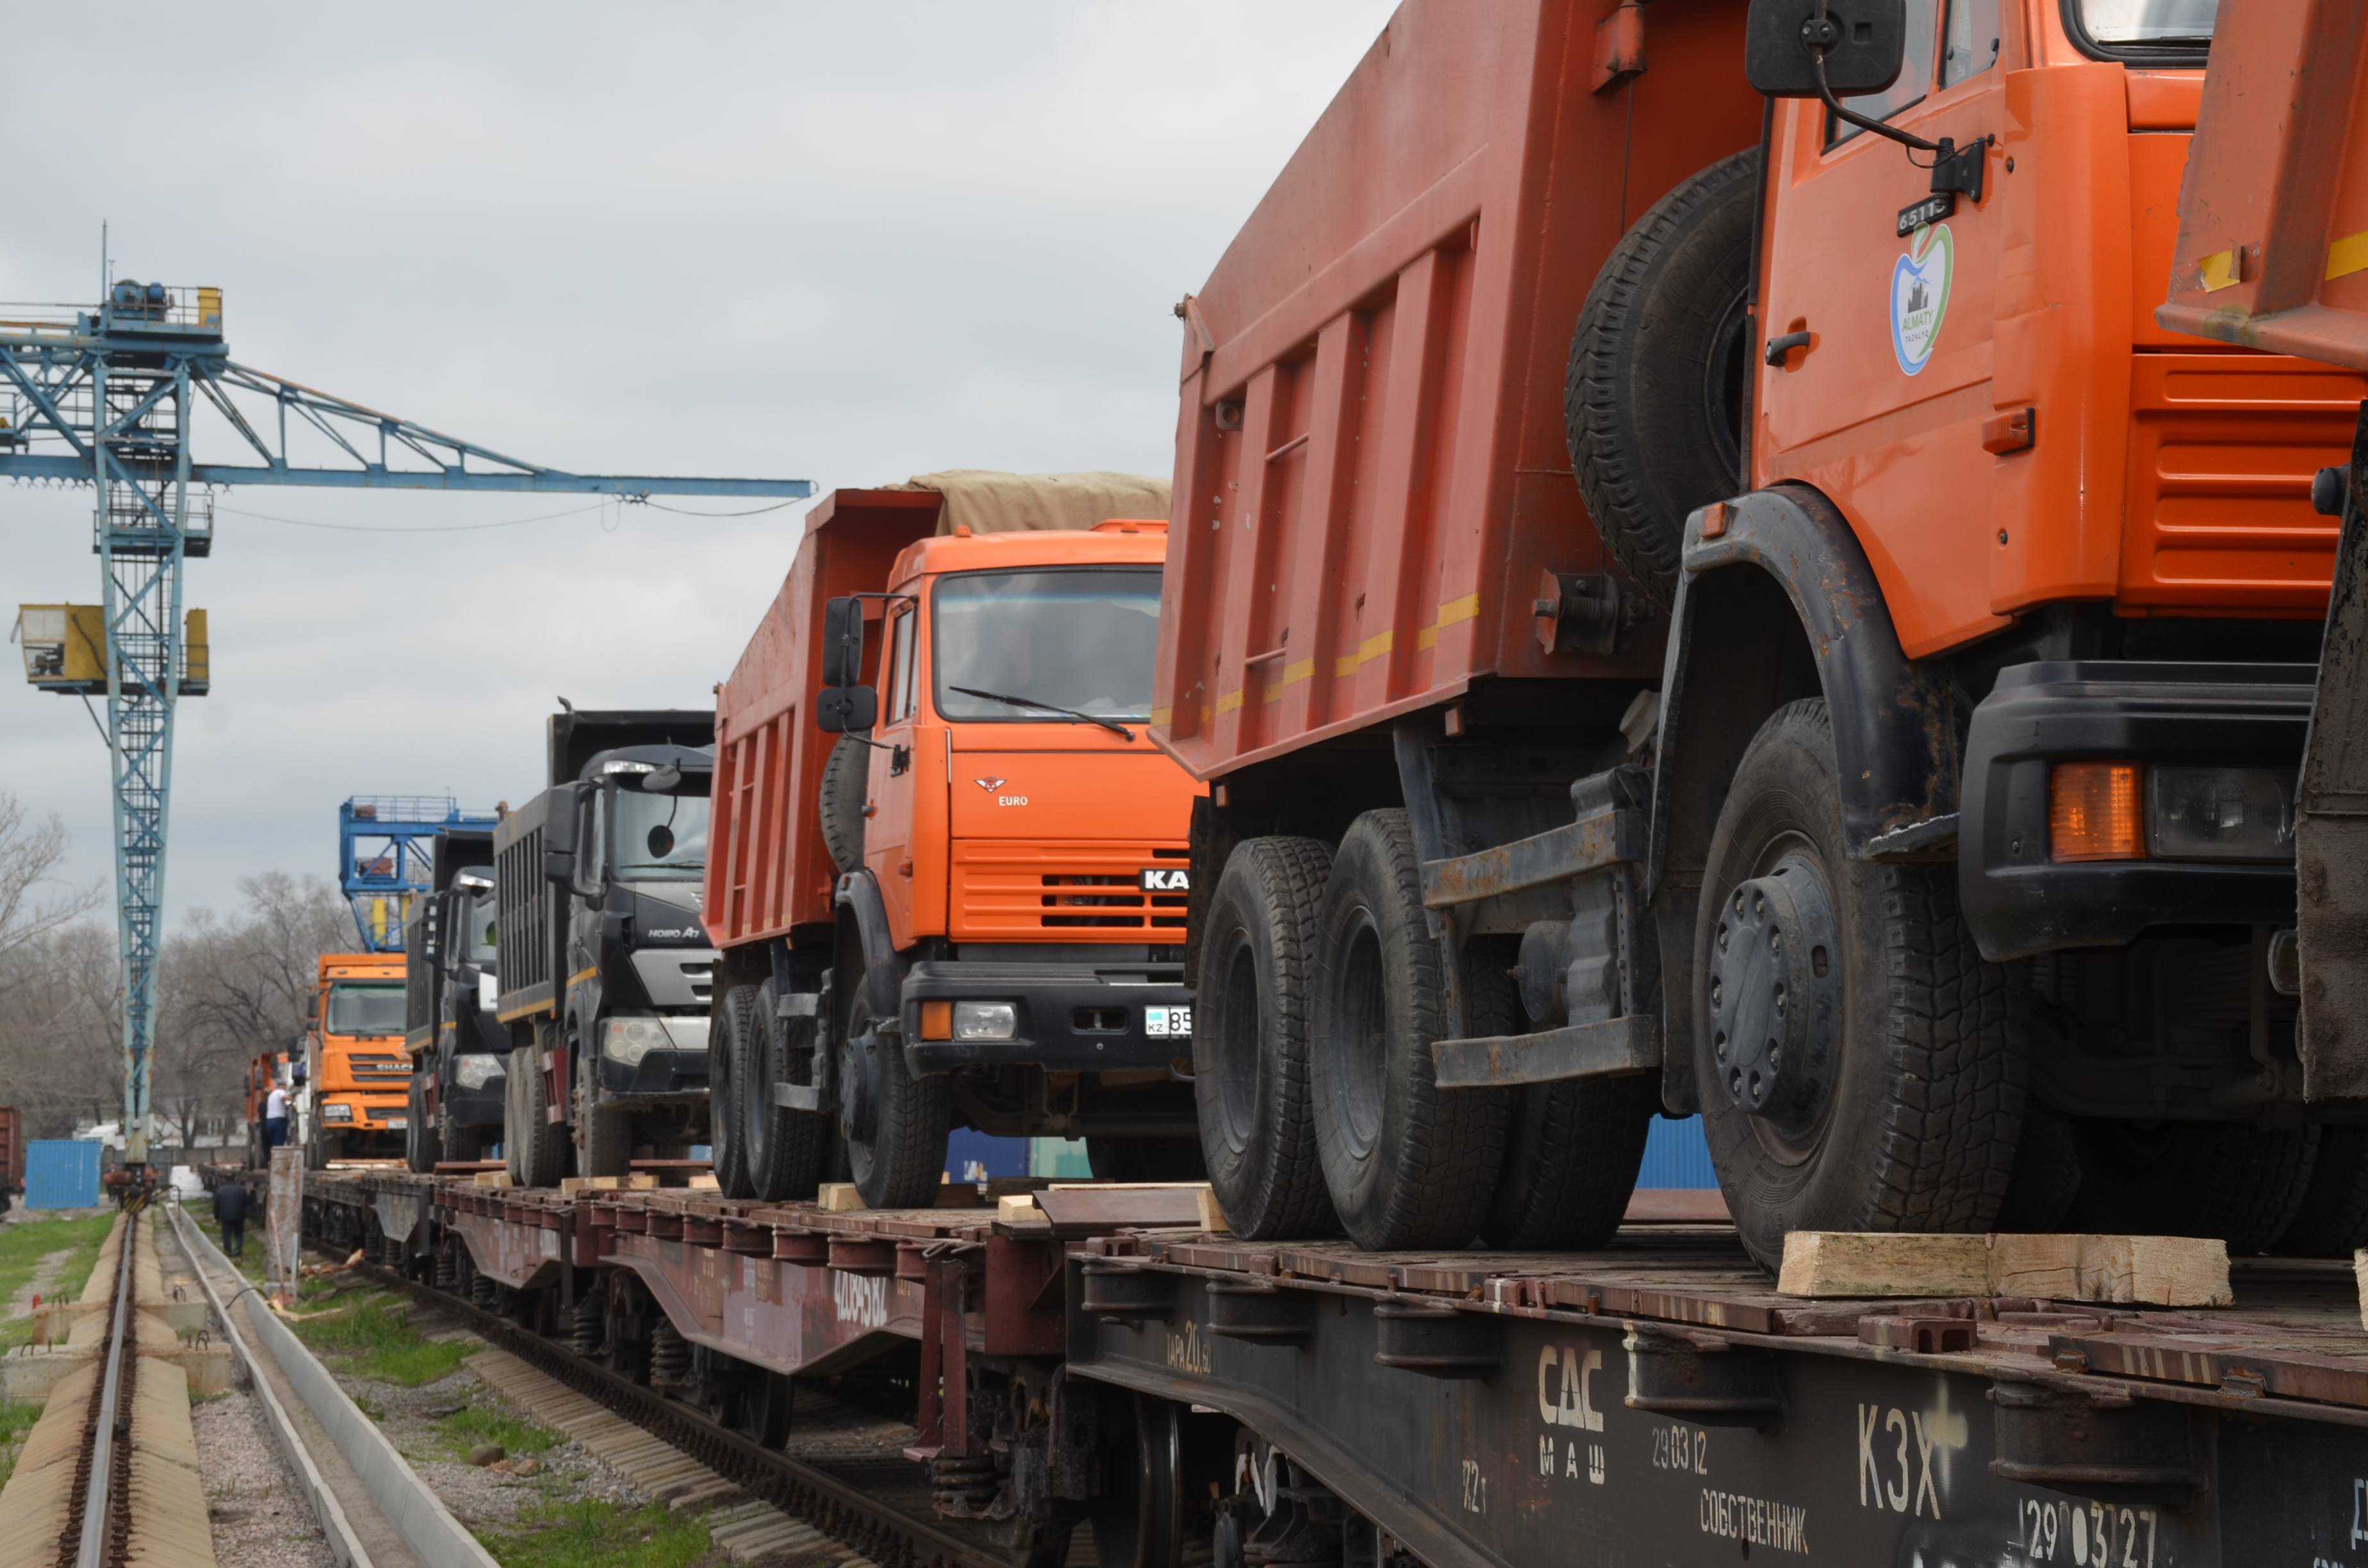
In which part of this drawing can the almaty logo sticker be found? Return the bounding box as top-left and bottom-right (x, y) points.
(1890, 223), (1953, 376)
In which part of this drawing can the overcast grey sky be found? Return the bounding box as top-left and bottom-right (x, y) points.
(1, 4), (1395, 935)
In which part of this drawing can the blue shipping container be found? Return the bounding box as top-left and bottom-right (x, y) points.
(946, 1129), (1030, 1182)
(25, 1140), (100, 1209)
(1637, 1115), (1718, 1189)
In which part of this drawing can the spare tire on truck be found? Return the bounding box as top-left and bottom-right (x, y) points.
(1565, 147), (1760, 608)
(819, 735), (869, 874)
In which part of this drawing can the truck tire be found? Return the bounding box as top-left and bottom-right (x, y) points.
(747, 977), (825, 1201)
(405, 1079), (435, 1173)
(1088, 1138), (1207, 1182)
(1194, 837), (1338, 1239)
(1991, 1102), (2082, 1232)
(509, 1040), (569, 1187)
(2274, 1125), (2368, 1256)
(1310, 810), (1509, 1250)
(441, 1105), (485, 1166)
(1473, 936), (1656, 1250)
(2067, 1120), (2317, 1255)
(577, 1045), (634, 1180)
(1565, 146), (1760, 608)
(837, 946), (950, 1209)
(709, 984), (759, 1198)
(1695, 699), (2025, 1271)
(819, 735), (869, 875)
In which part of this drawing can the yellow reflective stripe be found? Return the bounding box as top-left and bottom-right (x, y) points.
(2197, 248), (2243, 292)
(1263, 658), (1317, 702)
(1335, 655), (1359, 677)
(2331, 229), (2368, 281)
(1216, 688), (1245, 714)
(1150, 706), (1172, 727)
(570, 967), (598, 986)
(1436, 592), (1480, 627)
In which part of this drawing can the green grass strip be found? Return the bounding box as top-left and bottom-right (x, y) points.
(479, 1498), (713, 1568)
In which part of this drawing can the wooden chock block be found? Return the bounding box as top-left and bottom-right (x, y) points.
(473, 1170), (514, 1189)
(817, 1182), (864, 1213)
(996, 1194), (1039, 1222)
(1987, 1234), (2230, 1307)
(1196, 1188), (1231, 1235)
(2355, 1249), (2368, 1333)
(1778, 1232), (1987, 1298)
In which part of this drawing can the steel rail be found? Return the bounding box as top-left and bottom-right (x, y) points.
(344, 1254), (1010, 1568)
(70, 1217), (136, 1568)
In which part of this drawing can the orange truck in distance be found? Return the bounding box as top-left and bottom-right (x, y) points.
(1156, 0), (2368, 1270)
(304, 952), (411, 1166)
(703, 475), (1207, 1207)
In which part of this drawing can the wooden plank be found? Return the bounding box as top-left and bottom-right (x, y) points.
(1625, 1189), (1731, 1224)
(1036, 1184), (1211, 1232)
(1780, 1232), (2232, 1305)
(1777, 1232), (1989, 1299)
(1988, 1234), (2231, 1307)
(816, 1183), (865, 1212)
(1196, 1188), (1231, 1235)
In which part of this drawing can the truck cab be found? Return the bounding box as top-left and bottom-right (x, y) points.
(305, 952), (411, 1166)
(708, 484), (1205, 1208)
(402, 828), (508, 1170)
(495, 710), (719, 1186)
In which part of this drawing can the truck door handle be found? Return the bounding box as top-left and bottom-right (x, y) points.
(1764, 330), (1813, 368)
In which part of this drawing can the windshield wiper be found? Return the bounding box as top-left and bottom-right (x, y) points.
(950, 686), (1135, 741)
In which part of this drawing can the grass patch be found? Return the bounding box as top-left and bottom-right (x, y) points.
(440, 1402), (559, 1460)
(482, 1498), (711, 1568)
(0, 1398), (45, 1490)
(0, 1212), (120, 1350)
(288, 1289), (471, 1387)
(189, 1211), (267, 1286)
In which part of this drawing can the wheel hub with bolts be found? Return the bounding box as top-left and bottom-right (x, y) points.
(1707, 855), (1842, 1127)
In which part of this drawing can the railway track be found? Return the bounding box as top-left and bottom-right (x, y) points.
(336, 1247), (1014, 1568)
(55, 1209), (138, 1568)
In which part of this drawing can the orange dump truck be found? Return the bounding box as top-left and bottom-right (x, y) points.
(703, 476), (1208, 1207)
(304, 952), (411, 1165)
(1156, 0), (2368, 1267)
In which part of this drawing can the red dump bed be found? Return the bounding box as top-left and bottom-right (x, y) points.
(705, 490), (942, 947)
(1151, 0), (1758, 779)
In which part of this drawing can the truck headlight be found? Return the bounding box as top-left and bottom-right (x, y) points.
(454, 1054), (506, 1090)
(953, 1001), (1018, 1041)
(2150, 766), (2297, 862)
(601, 1017), (671, 1065)
(318, 1102), (354, 1123)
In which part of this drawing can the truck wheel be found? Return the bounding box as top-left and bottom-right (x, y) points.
(709, 985), (758, 1198)
(747, 978), (825, 1200)
(1991, 1102), (2082, 1232)
(405, 1080), (435, 1173)
(441, 1109), (485, 1167)
(1473, 936), (1656, 1250)
(509, 1041), (569, 1188)
(1194, 837), (1338, 1239)
(1696, 699), (2025, 1271)
(819, 735), (869, 874)
(578, 1047), (634, 1180)
(1310, 810), (1508, 1250)
(2273, 1125), (2368, 1256)
(2067, 1120), (2317, 1255)
(838, 948), (950, 1209)
(1088, 1138), (1207, 1182)
(1565, 146), (1760, 608)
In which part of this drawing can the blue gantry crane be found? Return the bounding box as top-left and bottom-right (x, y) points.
(341, 797), (500, 952)
(3, 276), (810, 1172)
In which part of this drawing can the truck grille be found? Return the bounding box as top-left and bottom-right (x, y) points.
(951, 842), (1188, 938)
(347, 1056), (412, 1078)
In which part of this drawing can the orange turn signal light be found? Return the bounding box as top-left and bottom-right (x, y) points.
(2050, 762), (2143, 862)
(920, 1000), (953, 1041)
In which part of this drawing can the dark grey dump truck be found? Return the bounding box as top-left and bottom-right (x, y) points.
(402, 827), (507, 1170)
(493, 708), (719, 1185)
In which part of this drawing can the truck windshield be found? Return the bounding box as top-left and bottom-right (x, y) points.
(466, 894), (498, 963)
(614, 787), (709, 881)
(932, 568), (1161, 724)
(2076, 0), (2214, 44)
(327, 983), (406, 1037)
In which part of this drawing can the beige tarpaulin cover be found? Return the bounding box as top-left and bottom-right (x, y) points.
(892, 471), (1170, 536)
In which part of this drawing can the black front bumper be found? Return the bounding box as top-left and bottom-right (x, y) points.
(901, 960), (1192, 1074)
(596, 1047), (710, 1098)
(1960, 660), (2312, 961)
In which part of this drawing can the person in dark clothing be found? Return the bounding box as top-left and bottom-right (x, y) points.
(213, 1177), (250, 1256)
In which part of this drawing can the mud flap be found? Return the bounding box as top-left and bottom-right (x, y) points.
(2299, 402), (2368, 1097)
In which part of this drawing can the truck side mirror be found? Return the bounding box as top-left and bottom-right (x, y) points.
(543, 847), (577, 885)
(304, 993), (319, 1024)
(821, 596), (865, 689)
(817, 685), (878, 733)
(1744, 0), (1907, 98)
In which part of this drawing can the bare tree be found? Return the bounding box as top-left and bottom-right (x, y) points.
(0, 790), (102, 985)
